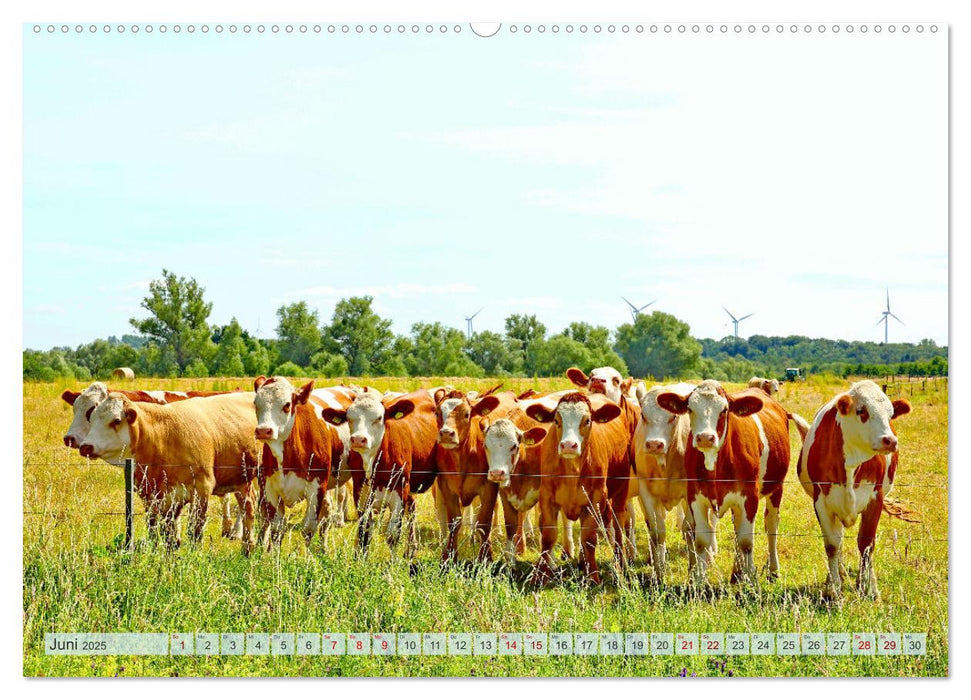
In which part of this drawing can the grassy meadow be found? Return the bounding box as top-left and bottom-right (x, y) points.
(22, 376), (949, 677)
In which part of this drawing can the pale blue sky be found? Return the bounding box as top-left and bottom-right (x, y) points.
(23, 27), (947, 349)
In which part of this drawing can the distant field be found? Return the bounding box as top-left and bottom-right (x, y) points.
(22, 376), (949, 677)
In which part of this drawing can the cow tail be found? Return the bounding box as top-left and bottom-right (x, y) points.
(788, 412), (811, 441)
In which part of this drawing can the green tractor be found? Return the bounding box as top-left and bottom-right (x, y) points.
(782, 367), (805, 383)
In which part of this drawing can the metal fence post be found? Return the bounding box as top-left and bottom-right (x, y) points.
(124, 458), (134, 551)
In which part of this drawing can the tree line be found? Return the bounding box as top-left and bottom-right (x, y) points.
(23, 270), (948, 383)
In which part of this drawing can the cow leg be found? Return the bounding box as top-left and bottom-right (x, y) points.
(301, 482), (320, 545)
(814, 496), (844, 599)
(240, 486), (257, 556)
(690, 496), (715, 588)
(533, 498), (560, 585)
(857, 493), (884, 600)
(580, 507), (601, 585)
(188, 493), (209, 544)
(624, 501), (638, 562)
(678, 502), (697, 574)
(220, 496), (234, 537)
(258, 489), (276, 551)
(440, 483), (463, 564)
(474, 483), (499, 563)
(638, 482), (665, 581)
(730, 498), (757, 586)
(433, 482), (449, 542)
(500, 495), (520, 567)
(514, 511), (528, 556)
(384, 490), (406, 550)
(764, 490), (783, 581)
(560, 511), (576, 560)
(228, 492), (245, 540)
(404, 494), (419, 559)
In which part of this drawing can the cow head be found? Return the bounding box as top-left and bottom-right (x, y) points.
(78, 394), (136, 463)
(253, 375), (314, 444)
(750, 377), (780, 396)
(481, 418), (548, 487)
(835, 380), (911, 463)
(433, 388), (500, 449)
(637, 382), (695, 461)
(566, 365), (625, 404)
(526, 391), (622, 459)
(656, 380), (763, 471)
(61, 382), (110, 449)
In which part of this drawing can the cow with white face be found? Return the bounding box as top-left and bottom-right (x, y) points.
(632, 382), (716, 582)
(62, 383), (113, 451)
(748, 377), (780, 397)
(656, 380), (806, 587)
(798, 380), (911, 599)
(566, 366), (625, 404)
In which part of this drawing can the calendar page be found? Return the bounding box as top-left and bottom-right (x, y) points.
(21, 16), (947, 679)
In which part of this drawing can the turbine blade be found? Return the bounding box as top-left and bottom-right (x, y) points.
(471, 307), (484, 320)
(889, 313), (904, 324)
(738, 313), (754, 322)
(621, 296), (639, 312)
(639, 300), (656, 311)
(722, 306), (737, 322)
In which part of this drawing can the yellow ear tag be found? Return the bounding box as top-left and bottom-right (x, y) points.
(525, 438), (535, 446)
(481, 409), (490, 416)
(332, 417), (342, 424)
(394, 412), (404, 419)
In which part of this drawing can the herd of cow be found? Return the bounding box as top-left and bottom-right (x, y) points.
(58, 367), (912, 599)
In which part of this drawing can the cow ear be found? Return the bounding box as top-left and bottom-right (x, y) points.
(61, 390), (80, 406)
(635, 383), (648, 405)
(730, 394), (763, 417)
(592, 402), (623, 424)
(522, 426), (548, 446)
(837, 394), (853, 416)
(295, 381), (315, 405)
(385, 398), (415, 420)
(656, 392), (689, 415)
(480, 418), (491, 434)
(433, 388), (446, 406)
(320, 408), (347, 426)
(125, 406), (137, 425)
(566, 367), (589, 388)
(254, 375), (267, 391)
(892, 399), (912, 419)
(524, 403), (553, 423)
(472, 395), (500, 418)
(621, 377), (633, 394)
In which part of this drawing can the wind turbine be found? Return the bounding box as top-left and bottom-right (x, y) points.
(723, 306), (754, 340)
(621, 296), (656, 321)
(465, 307), (484, 339)
(877, 289), (903, 344)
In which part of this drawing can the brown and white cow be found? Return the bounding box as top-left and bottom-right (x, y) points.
(79, 392), (260, 553)
(566, 366), (641, 558)
(632, 381), (717, 583)
(525, 392), (631, 585)
(432, 385), (518, 562)
(320, 389), (439, 555)
(797, 380), (911, 600)
(656, 380), (809, 587)
(748, 377), (780, 396)
(62, 382), (244, 537)
(252, 376), (346, 548)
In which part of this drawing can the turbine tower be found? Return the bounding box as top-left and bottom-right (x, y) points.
(465, 307), (483, 339)
(621, 296), (656, 322)
(877, 289), (903, 344)
(723, 306), (754, 340)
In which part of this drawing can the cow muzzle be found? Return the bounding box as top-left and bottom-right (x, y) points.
(559, 440), (580, 458)
(78, 443), (96, 459)
(644, 439), (666, 454)
(694, 432), (717, 449)
(63, 435), (78, 449)
(254, 426), (276, 441)
(350, 435), (370, 451)
(874, 435), (898, 453)
(487, 469), (510, 486)
(438, 429), (459, 448)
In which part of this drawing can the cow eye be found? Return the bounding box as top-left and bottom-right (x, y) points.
(373, 417), (382, 425)
(856, 407), (865, 415)
(283, 403), (291, 413)
(109, 418), (121, 428)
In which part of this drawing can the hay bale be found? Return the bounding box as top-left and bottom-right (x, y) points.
(111, 367), (135, 381)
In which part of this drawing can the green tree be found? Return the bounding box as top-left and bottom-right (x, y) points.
(244, 344), (271, 376)
(323, 296), (396, 375)
(561, 322), (629, 375)
(614, 311), (702, 379)
(275, 302), (322, 367)
(404, 323), (484, 377)
(532, 335), (594, 376)
(212, 318), (248, 376)
(309, 351), (349, 378)
(504, 314), (547, 375)
(129, 270), (214, 374)
(465, 330), (523, 375)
